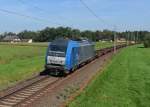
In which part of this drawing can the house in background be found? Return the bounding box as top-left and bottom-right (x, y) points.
(21, 39), (33, 43)
(117, 38), (126, 43)
(2, 36), (33, 43)
(3, 36), (21, 43)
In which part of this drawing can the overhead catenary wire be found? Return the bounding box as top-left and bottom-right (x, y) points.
(0, 8), (62, 26)
(17, 0), (51, 15)
(17, 0), (75, 28)
(79, 0), (117, 53)
(79, 0), (113, 27)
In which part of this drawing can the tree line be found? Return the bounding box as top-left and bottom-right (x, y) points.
(0, 26), (149, 42)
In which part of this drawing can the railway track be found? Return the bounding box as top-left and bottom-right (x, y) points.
(0, 75), (62, 107)
(0, 44), (128, 107)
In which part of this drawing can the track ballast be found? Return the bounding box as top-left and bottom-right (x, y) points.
(0, 44), (128, 107)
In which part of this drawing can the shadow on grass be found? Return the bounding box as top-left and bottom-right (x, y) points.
(39, 69), (65, 77)
(137, 46), (145, 48)
(137, 46), (150, 49)
(40, 70), (51, 75)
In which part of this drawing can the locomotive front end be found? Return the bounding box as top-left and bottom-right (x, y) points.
(45, 39), (69, 71)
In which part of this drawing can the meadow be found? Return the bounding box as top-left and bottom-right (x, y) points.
(0, 44), (47, 90)
(95, 41), (124, 50)
(95, 41), (113, 50)
(0, 42), (48, 47)
(0, 41), (113, 90)
(69, 44), (150, 107)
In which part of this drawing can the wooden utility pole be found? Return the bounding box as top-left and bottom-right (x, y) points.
(114, 31), (116, 53)
(136, 31), (139, 43)
(127, 31), (129, 46)
(113, 26), (117, 53)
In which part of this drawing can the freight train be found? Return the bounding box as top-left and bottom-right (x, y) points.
(45, 38), (95, 75)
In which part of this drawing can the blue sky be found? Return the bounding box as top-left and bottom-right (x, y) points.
(0, 0), (150, 33)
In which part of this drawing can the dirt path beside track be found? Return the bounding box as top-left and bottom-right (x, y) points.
(25, 49), (121, 107)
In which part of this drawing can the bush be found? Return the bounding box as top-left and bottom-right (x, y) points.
(144, 35), (150, 48)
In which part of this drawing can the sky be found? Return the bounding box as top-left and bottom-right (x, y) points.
(0, 0), (150, 33)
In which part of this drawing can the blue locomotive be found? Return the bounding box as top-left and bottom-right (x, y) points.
(45, 38), (95, 74)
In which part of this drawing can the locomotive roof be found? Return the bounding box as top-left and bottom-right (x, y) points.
(50, 38), (94, 47)
(51, 38), (69, 46)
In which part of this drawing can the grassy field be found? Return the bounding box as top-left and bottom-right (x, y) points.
(69, 44), (150, 107)
(0, 41), (114, 90)
(0, 44), (46, 90)
(95, 42), (124, 50)
(0, 42), (48, 47)
(0, 41), (113, 49)
(95, 42), (113, 50)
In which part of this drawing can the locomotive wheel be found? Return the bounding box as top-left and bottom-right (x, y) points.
(74, 65), (78, 71)
(72, 66), (77, 72)
(63, 70), (70, 76)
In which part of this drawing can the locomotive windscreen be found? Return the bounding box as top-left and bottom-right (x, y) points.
(48, 39), (69, 57)
(50, 45), (67, 52)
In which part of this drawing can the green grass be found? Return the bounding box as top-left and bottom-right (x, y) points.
(0, 41), (113, 90)
(69, 45), (150, 107)
(0, 44), (46, 90)
(95, 41), (125, 50)
(0, 42), (48, 47)
(95, 42), (113, 50)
